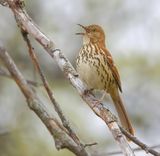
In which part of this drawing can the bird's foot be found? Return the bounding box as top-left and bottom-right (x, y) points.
(92, 99), (102, 108)
(92, 91), (106, 108)
(83, 88), (94, 96)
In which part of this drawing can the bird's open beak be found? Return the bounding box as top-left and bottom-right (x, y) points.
(76, 24), (87, 35)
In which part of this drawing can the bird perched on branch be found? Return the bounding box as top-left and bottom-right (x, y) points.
(76, 24), (134, 136)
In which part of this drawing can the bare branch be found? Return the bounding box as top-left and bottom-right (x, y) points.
(120, 127), (160, 156)
(0, 42), (89, 156)
(21, 30), (82, 146)
(84, 142), (98, 148)
(0, 67), (41, 87)
(105, 144), (160, 156)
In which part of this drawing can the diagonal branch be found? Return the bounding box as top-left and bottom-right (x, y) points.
(3, 0), (135, 155)
(0, 42), (89, 156)
(120, 127), (160, 156)
(105, 144), (160, 156)
(21, 30), (81, 146)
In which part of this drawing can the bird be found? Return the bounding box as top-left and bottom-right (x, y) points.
(76, 24), (134, 136)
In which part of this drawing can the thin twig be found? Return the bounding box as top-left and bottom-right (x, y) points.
(0, 66), (41, 87)
(120, 127), (160, 156)
(21, 30), (82, 146)
(106, 144), (160, 156)
(84, 142), (98, 148)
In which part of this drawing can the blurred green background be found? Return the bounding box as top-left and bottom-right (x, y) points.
(0, 0), (160, 155)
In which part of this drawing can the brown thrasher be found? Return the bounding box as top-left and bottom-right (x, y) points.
(76, 24), (134, 136)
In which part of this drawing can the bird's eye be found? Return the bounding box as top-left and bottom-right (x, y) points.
(92, 29), (96, 32)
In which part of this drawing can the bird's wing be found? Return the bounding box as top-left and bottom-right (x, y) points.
(102, 47), (122, 92)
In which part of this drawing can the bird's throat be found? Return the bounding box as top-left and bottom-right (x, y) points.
(83, 35), (90, 45)
(82, 35), (106, 47)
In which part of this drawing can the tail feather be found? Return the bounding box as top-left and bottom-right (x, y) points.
(110, 90), (134, 136)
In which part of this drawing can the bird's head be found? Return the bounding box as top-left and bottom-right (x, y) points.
(76, 24), (105, 45)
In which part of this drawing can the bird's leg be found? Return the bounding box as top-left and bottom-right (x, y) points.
(99, 91), (106, 102)
(83, 88), (95, 96)
(92, 91), (106, 108)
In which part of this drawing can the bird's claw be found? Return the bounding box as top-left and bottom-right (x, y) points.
(83, 89), (94, 96)
(92, 100), (102, 108)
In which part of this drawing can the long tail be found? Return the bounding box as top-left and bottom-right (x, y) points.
(110, 90), (134, 136)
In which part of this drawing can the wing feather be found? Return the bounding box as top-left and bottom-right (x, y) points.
(102, 47), (122, 92)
